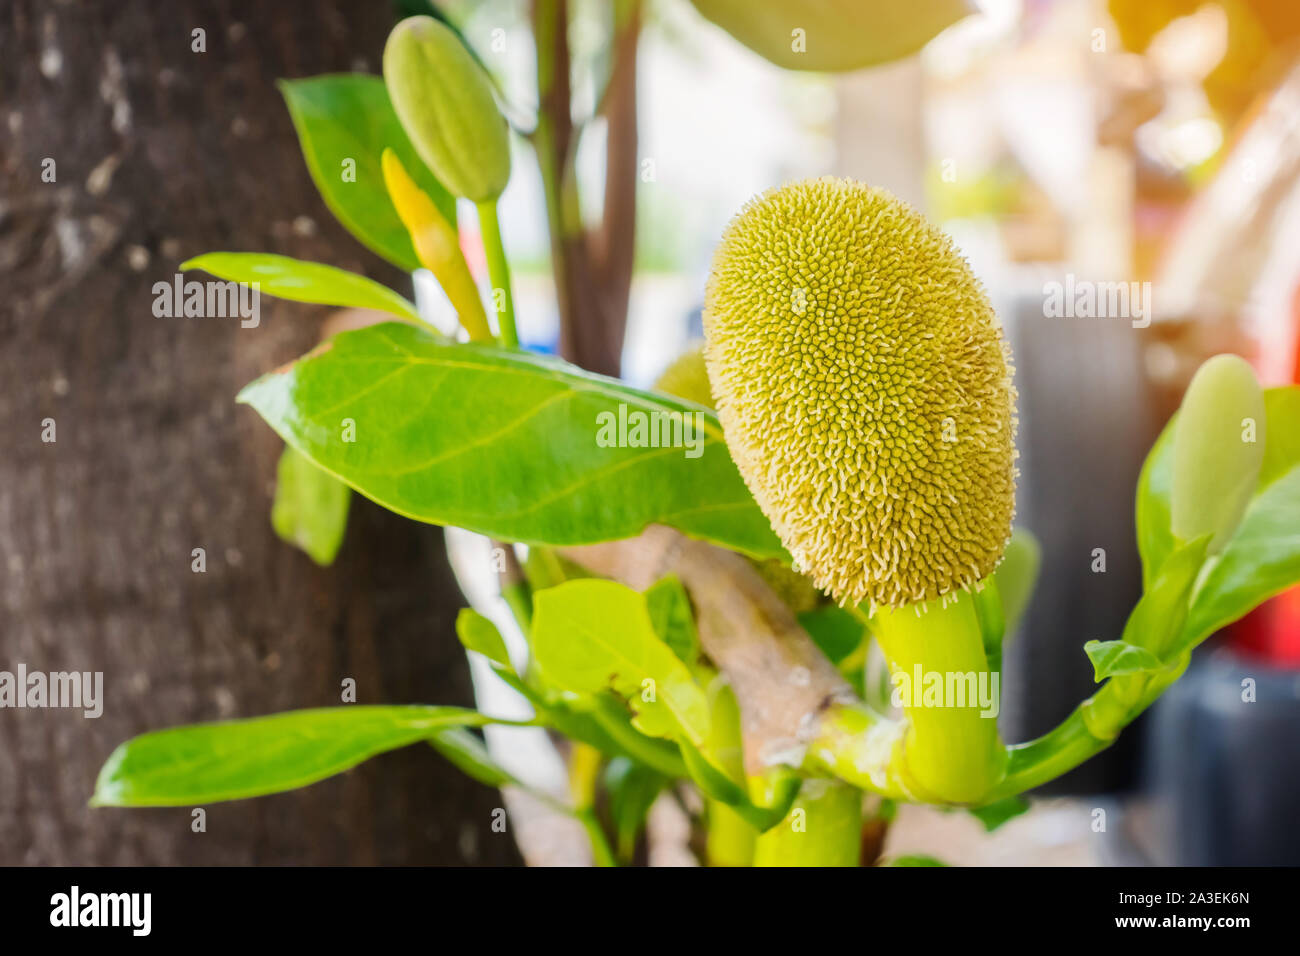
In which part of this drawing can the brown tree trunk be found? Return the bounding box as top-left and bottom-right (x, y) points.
(0, 0), (521, 865)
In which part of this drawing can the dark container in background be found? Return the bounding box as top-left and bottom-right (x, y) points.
(1146, 650), (1300, 865)
(1002, 293), (1165, 795)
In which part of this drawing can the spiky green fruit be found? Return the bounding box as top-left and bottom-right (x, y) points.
(383, 16), (510, 203)
(1171, 354), (1266, 554)
(654, 345), (715, 409)
(703, 177), (1017, 609)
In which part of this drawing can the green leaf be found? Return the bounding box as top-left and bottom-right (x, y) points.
(271, 444), (351, 565)
(1115, 535), (1211, 664)
(886, 854), (949, 867)
(681, 745), (800, 831)
(182, 253), (422, 324)
(530, 581), (792, 834)
(796, 605), (864, 665)
(1083, 640), (1163, 682)
(426, 726), (575, 819)
(1135, 419), (1177, 589)
(972, 577), (1006, 673)
(604, 757), (668, 862)
(644, 575), (701, 667)
(1257, 387), (1300, 487)
(471, 651), (690, 779)
(238, 323), (784, 558)
(1181, 467), (1300, 648)
(280, 74), (456, 272)
(531, 580), (711, 746)
(428, 727), (516, 790)
(455, 608), (511, 668)
(968, 795), (1029, 832)
(993, 527), (1040, 633)
(1132, 386), (1300, 655)
(92, 706), (502, 807)
(574, 694), (690, 779)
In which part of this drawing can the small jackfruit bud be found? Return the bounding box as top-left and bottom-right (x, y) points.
(384, 16), (511, 203)
(653, 345), (715, 409)
(703, 177), (1017, 609)
(1171, 354), (1266, 554)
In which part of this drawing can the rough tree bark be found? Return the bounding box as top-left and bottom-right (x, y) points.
(0, 0), (521, 865)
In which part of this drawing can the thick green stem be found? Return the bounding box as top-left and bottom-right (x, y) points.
(705, 801), (757, 866)
(984, 649), (1190, 802)
(477, 200), (518, 348)
(752, 780), (862, 867)
(871, 591), (1007, 804)
(806, 701), (912, 799)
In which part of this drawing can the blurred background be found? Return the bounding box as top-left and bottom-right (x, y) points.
(3, 0), (1299, 864)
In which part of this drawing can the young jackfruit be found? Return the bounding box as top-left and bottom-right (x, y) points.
(703, 178), (1017, 609)
(653, 344), (716, 409)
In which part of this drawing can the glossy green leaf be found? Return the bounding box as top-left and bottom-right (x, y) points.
(1119, 536), (1210, 660)
(681, 744), (800, 831)
(238, 322), (784, 558)
(604, 757), (668, 862)
(427, 727), (574, 819)
(993, 527), (1040, 633)
(1083, 639), (1162, 682)
(271, 444), (351, 565)
(280, 74), (456, 272)
(1135, 420), (1177, 589)
(531, 580), (711, 746)
(182, 253), (422, 323)
(967, 795), (1029, 832)
(797, 605), (864, 665)
(644, 575), (701, 668)
(428, 727), (516, 790)
(527, 599), (795, 835)
(887, 854), (949, 866)
(1257, 387), (1300, 487)
(471, 645), (689, 779)
(573, 694), (690, 779)
(455, 608), (512, 668)
(972, 577), (1006, 673)
(1181, 467), (1300, 648)
(92, 706), (502, 807)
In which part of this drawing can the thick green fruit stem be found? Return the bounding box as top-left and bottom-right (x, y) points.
(752, 780), (862, 867)
(705, 800), (756, 866)
(870, 590), (1007, 804)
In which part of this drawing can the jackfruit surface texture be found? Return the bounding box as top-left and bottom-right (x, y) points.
(655, 346), (825, 614)
(703, 177), (1017, 609)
